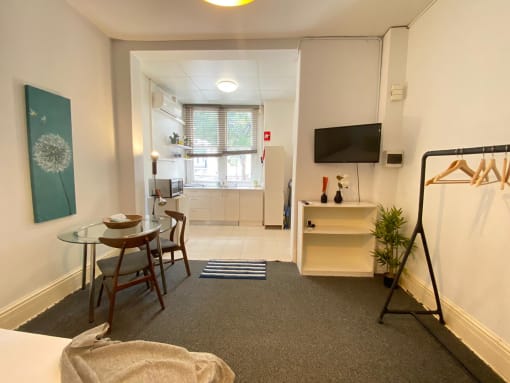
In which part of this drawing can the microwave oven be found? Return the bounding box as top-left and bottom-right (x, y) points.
(150, 178), (183, 198)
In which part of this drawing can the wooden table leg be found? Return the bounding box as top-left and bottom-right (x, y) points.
(156, 234), (167, 294)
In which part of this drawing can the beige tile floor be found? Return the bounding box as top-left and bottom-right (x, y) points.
(186, 224), (292, 261)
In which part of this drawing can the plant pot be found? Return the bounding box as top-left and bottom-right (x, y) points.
(334, 190), (343, 204)
(383, 273), (398, 288)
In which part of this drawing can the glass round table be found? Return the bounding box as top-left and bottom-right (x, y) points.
(58, 215), (174, 322)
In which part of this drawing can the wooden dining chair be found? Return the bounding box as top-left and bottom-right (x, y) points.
(97, 227), (165, 328)
(144, 210), (191, 294)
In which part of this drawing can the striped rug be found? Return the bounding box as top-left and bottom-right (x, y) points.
(199, 260), (267, 280)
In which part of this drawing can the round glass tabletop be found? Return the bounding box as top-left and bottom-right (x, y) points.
(57, 215), (174, 244)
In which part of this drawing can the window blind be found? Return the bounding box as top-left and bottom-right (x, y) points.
(184, 105), (258, 157)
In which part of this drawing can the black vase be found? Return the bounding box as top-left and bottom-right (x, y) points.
(320, 193), (328, 203)
(334, 190), (343, 204)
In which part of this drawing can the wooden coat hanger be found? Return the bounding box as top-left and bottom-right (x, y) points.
(501, 157), (508, 190)
(474, 148), (502, 186)
(500, 146), (510, 190)
(425, 150), (476, 186)
(470, 149), (489, 185)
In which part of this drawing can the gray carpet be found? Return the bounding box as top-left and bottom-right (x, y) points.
(19, 261), (503, 383)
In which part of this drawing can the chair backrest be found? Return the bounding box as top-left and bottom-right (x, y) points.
(164, 210), (186, 247)
(99, 227), (160, 250)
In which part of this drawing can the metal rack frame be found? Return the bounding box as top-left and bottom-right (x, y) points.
(378, 144), (510, 323)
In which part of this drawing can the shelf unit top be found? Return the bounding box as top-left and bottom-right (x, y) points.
(169, 144), (192, 150)
(299, 201), (376, 208)
(303, 225), (372, 235)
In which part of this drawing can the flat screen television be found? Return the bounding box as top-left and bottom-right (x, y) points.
(314, 123), (382, 163)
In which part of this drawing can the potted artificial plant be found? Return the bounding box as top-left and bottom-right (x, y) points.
(371, 205), (415, 288)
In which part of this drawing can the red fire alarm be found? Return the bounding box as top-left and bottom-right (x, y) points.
(264, 131), (271, 141)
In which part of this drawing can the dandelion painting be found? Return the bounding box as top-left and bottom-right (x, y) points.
(25, 85), (76, 222)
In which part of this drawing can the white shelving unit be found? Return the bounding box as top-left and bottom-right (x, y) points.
(166, 143), (191, 159)
(297, 201), (377, 277)
(169, 144), (191, 150)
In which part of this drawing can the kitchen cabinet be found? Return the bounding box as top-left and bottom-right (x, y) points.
(224, 190), (240, 222)
(186, 189), (219, 222)
(185, 188), (262, 225)
(150, 194), (190, 241)
(239, 190), (263, 225)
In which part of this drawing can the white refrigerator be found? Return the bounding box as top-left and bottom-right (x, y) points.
(263, 146), (285, 228)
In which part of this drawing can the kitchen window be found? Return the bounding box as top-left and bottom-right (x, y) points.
(184, 105), (259, 185)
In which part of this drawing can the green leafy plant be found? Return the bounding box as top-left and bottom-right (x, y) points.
(371, 205), (415, 277)
(170, 132), (179, 144)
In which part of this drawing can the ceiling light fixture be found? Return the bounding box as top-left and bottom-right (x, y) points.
(216, 80), (238, 93)
(204, 0), (255, 6)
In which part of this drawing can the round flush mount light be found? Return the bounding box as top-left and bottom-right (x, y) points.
(216, 80), (239, 93)
(204, 0), (255, 6)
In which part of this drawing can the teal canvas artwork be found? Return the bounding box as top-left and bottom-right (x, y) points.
(25, 85), (76, 223)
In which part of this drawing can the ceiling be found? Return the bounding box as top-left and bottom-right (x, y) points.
(65, 0), (433, 41)
(134, 49), (298, 105)
(66, 0), (434, 105)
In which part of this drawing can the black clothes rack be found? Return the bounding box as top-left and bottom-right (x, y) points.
(378, 144), (509, 382)
(379, 144), (509, 323)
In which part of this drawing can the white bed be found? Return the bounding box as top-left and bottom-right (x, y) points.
(0, 328), (70, 382)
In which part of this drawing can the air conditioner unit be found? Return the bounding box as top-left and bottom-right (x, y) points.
(152, 90), (183, 120)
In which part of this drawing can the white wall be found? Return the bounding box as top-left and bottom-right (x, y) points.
(0, 0), (117, 327)
(397, 0), (510, 377)
(150, 84), (187, 181)
(373, 27), (409, 207)
(130, 56), (152, 215)
(152, 112), (186, 179)
(291, 38), (381, 258)
(293, 38), (381, 203)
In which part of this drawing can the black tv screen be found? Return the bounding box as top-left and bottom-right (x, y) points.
(314, 123), (381, 163)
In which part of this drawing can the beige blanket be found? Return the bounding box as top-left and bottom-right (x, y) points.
(61, 323), (235, 383)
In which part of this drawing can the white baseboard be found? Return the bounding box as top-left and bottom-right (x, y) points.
(0, 249), (118, 330)
(0, 268), (84, 330)
(400, 272), (510, 382)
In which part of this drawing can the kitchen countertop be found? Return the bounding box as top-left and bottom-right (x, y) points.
(184, 185), (264, 191)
